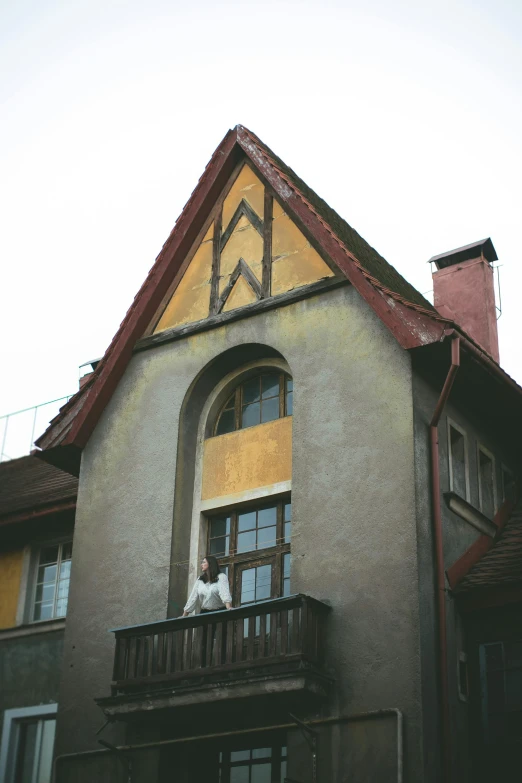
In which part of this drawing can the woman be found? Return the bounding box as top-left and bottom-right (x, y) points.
(183, 555), (232, 615)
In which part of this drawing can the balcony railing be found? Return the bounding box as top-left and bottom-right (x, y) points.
(108, 594), (330, 699)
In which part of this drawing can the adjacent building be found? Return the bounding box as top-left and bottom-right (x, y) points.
(0, 126), (520, 782)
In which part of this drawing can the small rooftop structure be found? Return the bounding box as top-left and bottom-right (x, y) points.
(429, 238), (498, 270)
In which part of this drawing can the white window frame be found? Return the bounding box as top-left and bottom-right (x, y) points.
(477, 444), (497, 518)
(447, 419), (470, 502)
(0, 703), (57, 783)
(26, 538), (73, 624)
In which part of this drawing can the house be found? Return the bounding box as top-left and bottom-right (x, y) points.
(1, 125), (520, 782)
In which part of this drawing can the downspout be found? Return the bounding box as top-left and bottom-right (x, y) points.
(430, 335), (460, 783)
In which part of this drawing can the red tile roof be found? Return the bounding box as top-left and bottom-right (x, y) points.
(0, 455), (77, 522)
(455, 501), (522, 593)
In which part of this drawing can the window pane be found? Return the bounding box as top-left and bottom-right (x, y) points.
(242, 377), (261, 404)
(62, 541), (73, 560)
(252, 748), (271, 759)
(59, 560), (71, 579)
(450, 427), (467, 498)
(35, 583), (55, 603)
(257, 526), (277, 549)
(241, 570), (256, 604)
(57, 579), (70, 599)
(231, 750), (251, 762)
(283, 553), (291, 578)
(286, 390), (293, 416)
(284, 502), (291, 521)
(286, 377), (293, 393)
(261, 374), (279, 399)
(38, 564), (57, 584)
(238, 510), (257, 532)
(479, 450), (495, 518)
(242, 402), (260, 429)
(216, 408), (235, 436)
(56, 598), (69, 618)
(34, 602), (54, 621)
(37, 719), (56, 783)
(255, 566), (272, 601)
(261, 396), (279, 424)
(285, 522), (292, 543)
(17, 721), (38, 783)
(39, 546), (59, 565)
(237, 531), (256, 553)
(251, 764), (271, 782)
(281, 760), (287, 780)
(258, 506), (277, 528)
(210, 537), (228, 556)
(230, 766), (249, 783)
(211, 517), (230, 538)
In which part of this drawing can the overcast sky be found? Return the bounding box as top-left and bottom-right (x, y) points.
(1, 0), (521, 438)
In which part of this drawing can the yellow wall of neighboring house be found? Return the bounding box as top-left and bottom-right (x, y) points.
(0, 549), (24, 629)
(201, 416), (292, 501)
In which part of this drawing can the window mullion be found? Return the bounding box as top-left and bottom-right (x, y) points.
(279, 374), (284, 418)
(53, 545), (62, 618)
(235, 387), (242, 431)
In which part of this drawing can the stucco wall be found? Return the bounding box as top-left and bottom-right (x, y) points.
(55, 284), (423, 779)
(0, 629), (64, 738)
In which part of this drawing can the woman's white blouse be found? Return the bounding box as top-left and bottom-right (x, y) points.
(184, 573), (232, 614)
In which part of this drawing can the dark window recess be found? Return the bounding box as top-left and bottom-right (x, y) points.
(502, 466), (517, 505)
(214, 372), (292, 436)
(480, 640), (522, 744)
(449, 426), (467, 499)
(207, 500), (291, 607)
(479, 449), (496, 519)
(219, 744), (287, 783)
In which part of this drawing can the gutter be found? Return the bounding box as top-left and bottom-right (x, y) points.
(429, 335), (460, 783)
(54, 709), (403, 783)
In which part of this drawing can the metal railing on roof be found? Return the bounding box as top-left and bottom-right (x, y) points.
(0, 395), (73, 462)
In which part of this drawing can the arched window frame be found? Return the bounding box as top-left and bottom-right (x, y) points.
(213, 371), (293, 437)
(187, 358), (293, 602)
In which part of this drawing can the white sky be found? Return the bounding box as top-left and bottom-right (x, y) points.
(1, 0), (521, 428)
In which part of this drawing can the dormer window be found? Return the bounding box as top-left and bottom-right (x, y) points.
(215, 372), (292, 436)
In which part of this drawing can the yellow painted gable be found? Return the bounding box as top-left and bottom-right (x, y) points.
(271, 201), (334, 296)
(219, 215), (263, 296)
(222, 274), (257, 312)
(154, 223), (214, 333)
(222, 164), (264, 229)
(150, 163), (337, 335)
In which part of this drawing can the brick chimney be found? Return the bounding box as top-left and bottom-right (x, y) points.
(430, 238), (500, 363)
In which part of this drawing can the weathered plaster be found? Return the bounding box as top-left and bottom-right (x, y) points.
(55, 285), (424, 781)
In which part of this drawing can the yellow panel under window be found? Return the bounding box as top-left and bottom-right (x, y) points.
(222, 164), (265, 230)
(271, 201), (334, 296)
(219, 216), (263, 296)
(222, 275), (258, 312)
(0, 549), (24, 629)
(154, 224), (214, 333)
(202, 416), (292, 501)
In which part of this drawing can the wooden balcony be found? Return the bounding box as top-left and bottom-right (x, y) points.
(96, 595), (332, 720)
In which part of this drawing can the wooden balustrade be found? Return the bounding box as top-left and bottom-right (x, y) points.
(110, 594), (330, 695)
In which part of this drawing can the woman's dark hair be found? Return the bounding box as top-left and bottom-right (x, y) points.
(199, 555), (221, 584)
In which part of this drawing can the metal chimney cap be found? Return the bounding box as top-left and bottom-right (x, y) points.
(428, 238), (498, 269)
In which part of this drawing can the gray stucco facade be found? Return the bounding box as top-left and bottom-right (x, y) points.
(54, 283), (427, 781)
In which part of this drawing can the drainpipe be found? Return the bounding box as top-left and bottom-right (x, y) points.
(430, 335), (460, 783)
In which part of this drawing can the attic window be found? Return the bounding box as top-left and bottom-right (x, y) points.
(478, 445), (496, 520)
(214, 373), (292, 436)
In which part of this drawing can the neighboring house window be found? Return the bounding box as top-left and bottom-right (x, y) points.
(219, 744), (287, 782)
(32, 541), (72, 621)
(448, 421), (469, 501)
(479, 641), (522, 744)
(215, 372), (292, 436)
(478, 445), (496, 520)
(502, 465), (517, 504)
(207, 500), (291, 606)
(0, 704), (57, 783)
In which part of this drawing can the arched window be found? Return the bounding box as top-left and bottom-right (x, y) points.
(214, 371), (293, 436)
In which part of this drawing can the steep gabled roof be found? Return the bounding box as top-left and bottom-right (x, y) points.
(33, 125), (519, 474)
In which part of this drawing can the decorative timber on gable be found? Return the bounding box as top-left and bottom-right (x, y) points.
(150, 163), (335, 335)
(35, 124), (521, 476)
